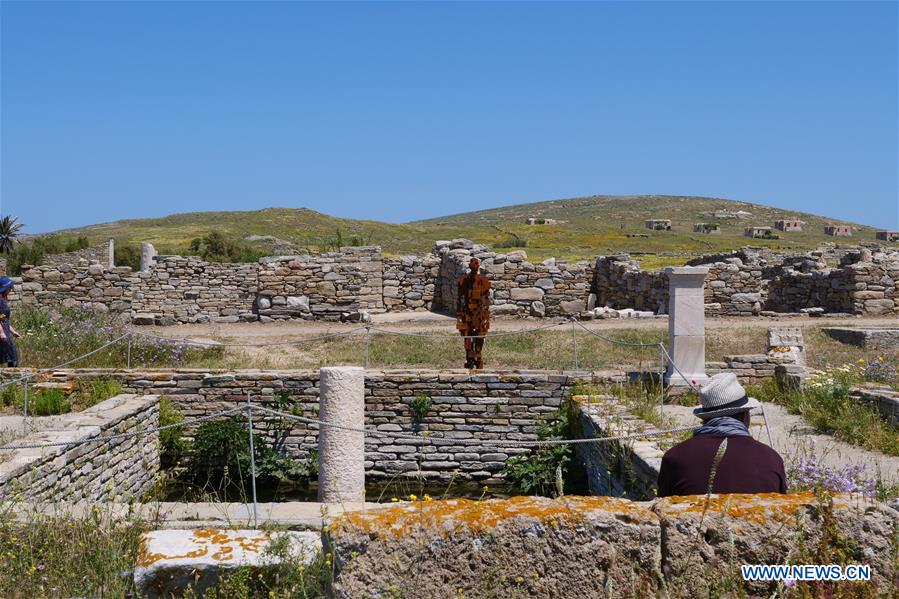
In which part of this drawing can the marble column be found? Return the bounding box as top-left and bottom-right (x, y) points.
(663, 267), (709, 386)
(140, 242), (158, 272)
(317, 366), (365, 503)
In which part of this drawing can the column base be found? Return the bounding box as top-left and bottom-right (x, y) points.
(664, 371), (710, 387)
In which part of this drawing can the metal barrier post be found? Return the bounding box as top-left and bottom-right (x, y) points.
(246, 392), (259, 528)
(759, 402), (775, 447)
(570, 319), (579, 370)
(127, 334), (132, 369)
(658, 343), (666, 418)
(364, 325), (371, 368)
(22, 379), (29, 435)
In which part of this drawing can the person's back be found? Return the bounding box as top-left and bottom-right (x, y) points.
(656, 372), (787, 498)
(657, 434), (786, 497)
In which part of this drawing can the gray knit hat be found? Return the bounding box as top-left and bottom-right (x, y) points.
(693, 372), (760, 420)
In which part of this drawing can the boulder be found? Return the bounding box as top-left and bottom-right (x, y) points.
(131, 313), (157, 326)
(490, 303), (519, 316)
(286, 295), (310, 311)
(256, 296), (272, 310)
(529, 300), (546, 317)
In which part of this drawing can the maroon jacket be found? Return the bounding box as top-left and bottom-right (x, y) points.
(657, 434), (787, 497)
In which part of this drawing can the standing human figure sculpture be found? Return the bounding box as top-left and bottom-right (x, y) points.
(456, 257), (491, 369)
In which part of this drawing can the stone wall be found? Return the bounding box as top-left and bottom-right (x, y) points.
(326, 493), (899, 598)
(131, 256), (258, 325)
(382, 254), (440, 312)
(8, 241), (897, 322)
(0, 394), (159, 502)
(575, 396), (664, 500)
(594, 246), (898, 317)
(42, 239), (115, 269)
(26, 368), (627, 483)
(12, 263), (138, 313)
(256, 247), (383, 321)
(435, 239), (593, 317)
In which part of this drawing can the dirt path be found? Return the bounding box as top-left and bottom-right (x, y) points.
(663, 403), (899, 486)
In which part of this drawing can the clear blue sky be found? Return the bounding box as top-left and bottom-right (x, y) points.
(2, 1), (897, 234)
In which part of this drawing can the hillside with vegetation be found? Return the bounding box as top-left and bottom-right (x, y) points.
(36, 195), (876, 266)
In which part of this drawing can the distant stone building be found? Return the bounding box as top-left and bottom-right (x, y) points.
(524, 218), (560, 225)
(692, 223), (721, 235)
(824, 225), (852, 237)
(644, 219), (671, 231)
(775, 219), (802, 232)
(876, 231), (899, 242)
(745, 226), (777, 239)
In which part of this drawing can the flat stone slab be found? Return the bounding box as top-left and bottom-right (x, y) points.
(134, 528), (321, 597)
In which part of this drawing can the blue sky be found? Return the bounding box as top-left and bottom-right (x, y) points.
(1, 1), (896, 234)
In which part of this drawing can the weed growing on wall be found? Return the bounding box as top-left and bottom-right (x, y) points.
(158, 397), (187, 466)
(409, 395), (433, 421)
(502, 402), (574, 497)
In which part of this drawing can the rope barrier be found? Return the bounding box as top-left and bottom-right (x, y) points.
(573, 319), (664, 348)
(367, 320), (567, 340)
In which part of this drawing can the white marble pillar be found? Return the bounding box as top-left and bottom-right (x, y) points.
(317, 366), (365, 503)
(663, 267), (709, 386)
(107, 238), (116, 269)
(140, 242), (158, 272)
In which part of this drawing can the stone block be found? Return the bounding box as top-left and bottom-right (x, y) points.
(510, 287), (544, 301)
(134, 529), (320, 598)
(327, 496), (661, 598)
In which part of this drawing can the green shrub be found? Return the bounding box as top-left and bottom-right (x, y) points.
(188, 231), (266, 263)
(158, 398), (187, 463)
(409, 395), (432, 420)
(495, 235), (528, 248)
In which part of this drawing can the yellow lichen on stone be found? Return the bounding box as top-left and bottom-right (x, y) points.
(332, 495), (656, 539)
(654, 492), (842, 525)
(136, 529), (272, 567)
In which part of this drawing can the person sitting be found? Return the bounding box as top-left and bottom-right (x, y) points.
(657, 372), (786, 497)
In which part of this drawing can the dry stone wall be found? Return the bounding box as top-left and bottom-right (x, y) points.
(132, 256), (258, 325)
(0, 394), (159, 502)
(7, 240), (897, 322)
(41, 239), (115, 269)
(434, 239), (593, 317)
(256, 247), (383, 321)
(27, 368), (627, 483)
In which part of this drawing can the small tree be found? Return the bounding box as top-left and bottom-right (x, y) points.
(0, 216), (23, 254)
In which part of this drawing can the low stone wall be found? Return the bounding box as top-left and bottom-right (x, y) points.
(382, 254), (440, 312)
(25, 368), (628, 483)
(823, 327), (899, 350)
(12, 263), (138, 313)
(256, 247), (383, 321)
(850, 384), (899, 426)
(575, 396), (665, 499)
(0, 394), (160, 502)
(132, 256), (258, 325)
(434, 240), (594, 317)
(326, 493), (899, 598)
(41, 239), (115, 269)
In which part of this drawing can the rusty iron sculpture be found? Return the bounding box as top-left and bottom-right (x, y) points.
(456, 257), (491, 369)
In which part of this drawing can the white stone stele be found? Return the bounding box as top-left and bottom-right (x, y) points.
(318, 366), (366, 503)
(663, 266), (709, 387)
(140, 242), (158, 272)
(133, 529), (320, 598)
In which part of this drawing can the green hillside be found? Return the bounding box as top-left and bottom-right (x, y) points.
(49, 195), (877, 265)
